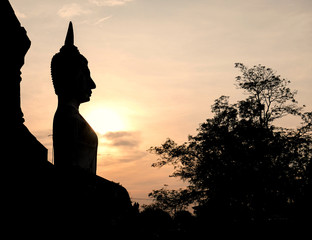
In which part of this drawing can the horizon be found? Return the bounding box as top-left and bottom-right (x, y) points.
(10, 0), (312, 206)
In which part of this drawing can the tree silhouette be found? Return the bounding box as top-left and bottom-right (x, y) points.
(146, 186), (192, 215)
(235, 63), (302, 127)
(148, 63), (312, 224)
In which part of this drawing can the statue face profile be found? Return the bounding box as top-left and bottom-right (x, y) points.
(51, 22), (98, 174)
(75, 61), (96, 103)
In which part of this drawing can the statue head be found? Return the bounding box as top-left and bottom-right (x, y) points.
(51, 22), (96, 103)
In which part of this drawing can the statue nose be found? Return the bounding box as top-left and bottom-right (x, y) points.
(90, 78), (96, 89)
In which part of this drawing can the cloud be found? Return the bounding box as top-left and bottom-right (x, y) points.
(95, 15), (113, 25)
(98, 151), (147, 166)
(102, 131), (141, 148)
(58, 3), (91, 19)
(97, 131), (146, 166)
(104, 131), (134, 138)
(89, 0), (134, 7)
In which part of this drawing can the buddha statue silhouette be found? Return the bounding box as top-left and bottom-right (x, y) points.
(51, 22), (97, 174)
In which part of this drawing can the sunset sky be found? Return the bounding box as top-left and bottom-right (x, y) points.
(10, 0), (312, 204)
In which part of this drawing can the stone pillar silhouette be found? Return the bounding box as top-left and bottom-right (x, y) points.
(1, 0), (47, 166)
(0, 2), (49, 229)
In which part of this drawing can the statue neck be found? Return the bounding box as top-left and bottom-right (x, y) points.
(57, 95), (80, 111)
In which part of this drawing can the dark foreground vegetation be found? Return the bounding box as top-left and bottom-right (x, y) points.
(140, 63), (312, 238)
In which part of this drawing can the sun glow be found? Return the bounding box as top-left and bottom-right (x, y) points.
(83, 107), (125, 134)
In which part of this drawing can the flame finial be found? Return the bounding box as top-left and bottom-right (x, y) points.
(64, 21), (74, 46)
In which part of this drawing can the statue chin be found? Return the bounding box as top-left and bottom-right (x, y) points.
(79, 94), (91, 103)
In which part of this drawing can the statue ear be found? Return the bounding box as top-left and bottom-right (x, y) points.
(64, 21), (74, 46)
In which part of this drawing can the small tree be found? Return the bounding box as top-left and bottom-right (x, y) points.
(145, 186), (192, 215)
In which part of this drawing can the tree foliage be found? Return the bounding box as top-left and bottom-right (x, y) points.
(148, 63), (312, 223)
(144, 186), (192, 215)
(235, 63), (302, 126)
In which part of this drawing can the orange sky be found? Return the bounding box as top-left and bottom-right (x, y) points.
(11, 0), (312, 205)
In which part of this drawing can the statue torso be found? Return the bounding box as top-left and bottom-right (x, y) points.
(53, 105), (98, 174)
